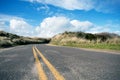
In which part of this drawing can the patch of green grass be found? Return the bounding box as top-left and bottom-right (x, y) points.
(51, 40), (120, 50)
(61, 43), (120, 50)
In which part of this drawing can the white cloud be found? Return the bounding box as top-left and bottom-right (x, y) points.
(35, 16), (120, 38)
(0, 14), (36, 37)
(114, 31), (120, 35)
(86, 26), (110, 33)
(86, 23), (120, 34)
(36, 16), (94, 38)
(0, 14), (120, 38)
(70, 20), (93, 31)
(26, 0), (120, 12)
(10, 19), (36, 36)
(35, 16), (72, 37)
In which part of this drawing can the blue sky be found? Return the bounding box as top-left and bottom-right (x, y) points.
(0, 0), (120, 37)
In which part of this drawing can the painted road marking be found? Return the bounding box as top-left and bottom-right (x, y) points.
(32, 46), (48, 80)
(35, 46), (65, 80)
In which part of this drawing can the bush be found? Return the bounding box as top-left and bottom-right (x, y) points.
(85, 33), (97, 41)
(0, 40), (13, 48)
(76, 32), (85, 38)
(13, 39), (30, 45)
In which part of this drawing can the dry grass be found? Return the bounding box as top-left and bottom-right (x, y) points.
(0, 31), (50, 48)
(50, 33), (120, 50)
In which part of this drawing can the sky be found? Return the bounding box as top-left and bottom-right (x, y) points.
(0, 0), (120, 38)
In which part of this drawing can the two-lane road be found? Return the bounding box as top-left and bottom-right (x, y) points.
(0, 44), (120, 80)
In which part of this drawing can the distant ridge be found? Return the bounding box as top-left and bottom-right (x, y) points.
(0, 31), (50, 48)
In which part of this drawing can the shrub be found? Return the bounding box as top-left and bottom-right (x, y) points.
(85, 33), (97, 41)
(0, 40), (13, 48)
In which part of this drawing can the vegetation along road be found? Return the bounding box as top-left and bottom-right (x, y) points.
(0, 44), (120, 80)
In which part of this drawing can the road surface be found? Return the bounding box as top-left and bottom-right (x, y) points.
(0, 44), (120, 80)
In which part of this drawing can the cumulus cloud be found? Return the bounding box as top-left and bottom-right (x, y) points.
(0, 14), (119, 38)
(70, 20), (93, 31)
(0, 14), (36, 37)
(10, 19), (36, 36)
(36, 16), (120, 37)
(35, 16), (94, 38)
(26, 0), (120, 12)
(35, 16), (72, 37)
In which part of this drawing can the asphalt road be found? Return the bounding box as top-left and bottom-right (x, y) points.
(0, 44), (120, 80)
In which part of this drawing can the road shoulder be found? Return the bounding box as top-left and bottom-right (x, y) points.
(46, 44), (120, 55)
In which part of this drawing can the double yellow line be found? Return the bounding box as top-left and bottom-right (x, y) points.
(32, 46), (65, 80)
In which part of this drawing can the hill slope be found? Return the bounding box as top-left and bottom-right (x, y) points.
(0, 31), (50, 48)
(50, 32), (120, 50)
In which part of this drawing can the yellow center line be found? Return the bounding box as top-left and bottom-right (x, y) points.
(35, 46), (65, 80)
(32, 46), (48, 80)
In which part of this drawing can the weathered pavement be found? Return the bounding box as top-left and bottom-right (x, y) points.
(0, 44), (120, 80)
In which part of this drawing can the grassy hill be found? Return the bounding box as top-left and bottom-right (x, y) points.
(50, 31), (120, 50)
(0, 31), (50, 48)
(1, 31), (119, 50)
